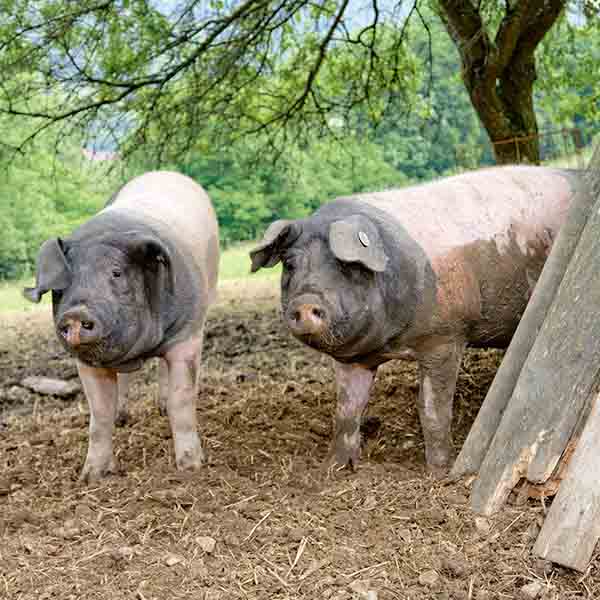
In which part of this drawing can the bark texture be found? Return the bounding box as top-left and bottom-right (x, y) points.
(438, 0), (566, 164)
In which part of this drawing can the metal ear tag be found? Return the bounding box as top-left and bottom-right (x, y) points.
(358, 231), (370, 247)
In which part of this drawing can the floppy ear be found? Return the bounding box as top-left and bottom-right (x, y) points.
(23, 238), (72, 303)
(329, 215), (388, 272)
(118, 232), (176, 320)
(124, 232), (175, 295)
(249, 220), (302, 272)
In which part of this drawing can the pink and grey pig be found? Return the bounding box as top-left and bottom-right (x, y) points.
(251, 165), (582, 474)
(25, 171), (219, 482)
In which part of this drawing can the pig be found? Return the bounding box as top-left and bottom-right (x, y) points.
(250, 166), (582, 475)
(25, 171), (219, 482)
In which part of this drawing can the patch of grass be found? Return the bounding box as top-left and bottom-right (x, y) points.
(0, 242), (280, 314)
(219, 242), (281, 281)
(544, 144), (595, 169)
(0, 280), (50, 314)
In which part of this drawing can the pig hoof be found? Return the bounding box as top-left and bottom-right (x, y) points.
(114, 411), (128, 427)
(325, 445), (360, 473)
(176, 444), (205, 471)
(426, 463), (450, 479)
(79, 456), (119, 483)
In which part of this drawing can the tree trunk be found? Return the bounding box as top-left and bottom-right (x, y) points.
(496, 49), (540, 163)
(437, 1), (565, 165)
(465, 52), (540, 164)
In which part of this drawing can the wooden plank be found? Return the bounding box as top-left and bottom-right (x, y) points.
(522, 436), (578, 499)
(534, 392), (600, 571)
(469, 188), (600, 516)
(450, 172), (594, 480)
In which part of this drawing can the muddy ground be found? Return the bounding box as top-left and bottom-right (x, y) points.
(1, 284), (598, 599)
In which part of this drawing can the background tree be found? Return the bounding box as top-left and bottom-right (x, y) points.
(0, 2), (600, 279)
(436, 0), (566, 164)
(537, 9), (599, 130)
(0, 3), (596, 278)
(0, 91), (117, 278)
(0, 0), (589, 166)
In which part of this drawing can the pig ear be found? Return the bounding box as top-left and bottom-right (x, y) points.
(125, 233), (175, 288)
(249, 220), (301, 272)
(23, 238), (72, 303)
(329, 216), (388, 273)
(124, 233), (177, 318)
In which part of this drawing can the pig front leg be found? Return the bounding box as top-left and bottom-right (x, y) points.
(78, 361), (119, 483)
(416, 339), (466, 475)
(329, 362), (376, 470)
(164, 335), (205, 471)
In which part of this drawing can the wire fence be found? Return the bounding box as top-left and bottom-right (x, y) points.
(448, 127), (597, 177)
(491, 127), (591, 169)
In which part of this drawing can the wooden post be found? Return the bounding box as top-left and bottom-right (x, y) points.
(468, 184), (600, 516)
(534, 391), (600, 571)
(531, 144), (600, 571)
(450, 171), (595, 480)
(450, 144), (600, 570)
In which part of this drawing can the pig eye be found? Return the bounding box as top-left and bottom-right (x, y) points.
(112, 269), (122, 278)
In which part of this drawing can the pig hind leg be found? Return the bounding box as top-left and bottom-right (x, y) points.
(163, 330), (205, 471)
(416, 339), (466, 475)
(157, 358), (169, 416)
(115, 372), (133, 427)
(116, 363), (167, 425)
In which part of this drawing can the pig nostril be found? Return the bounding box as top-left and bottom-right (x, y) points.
(81, 320), (94, 331)
(291, 305), (325, 324)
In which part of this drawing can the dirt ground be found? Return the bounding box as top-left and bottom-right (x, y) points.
(1, 283), (598, 600)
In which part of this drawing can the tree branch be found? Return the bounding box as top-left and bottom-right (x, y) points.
(415, 2), (434, 97)
(437, 0), (491, 76)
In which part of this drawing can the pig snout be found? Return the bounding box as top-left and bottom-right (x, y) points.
(57, 306), (102, 347)
(286, 295), (328, 337)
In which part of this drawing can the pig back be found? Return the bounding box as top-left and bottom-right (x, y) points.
(102, 171), (219, 306)
(349, 166), (577, 347)
(354, 166), (574, 259)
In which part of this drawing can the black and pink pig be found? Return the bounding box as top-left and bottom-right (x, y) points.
(26, 171), (219, 482)
(251, 165), (582, 475)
